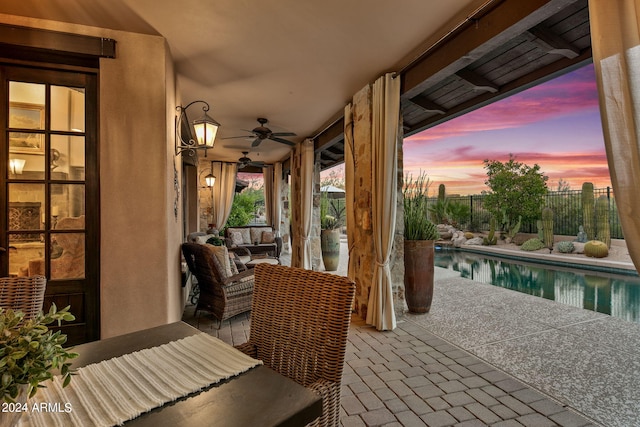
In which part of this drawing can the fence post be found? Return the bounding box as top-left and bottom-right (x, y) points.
(470, 195), (473, 230)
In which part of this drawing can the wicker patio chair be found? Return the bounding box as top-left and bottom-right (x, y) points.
(0, 275), (47, 320)
(181, 243), (254, 327)
(236, 264), (355, 427)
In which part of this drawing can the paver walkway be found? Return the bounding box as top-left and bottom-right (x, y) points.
(181, 238), (640, 425)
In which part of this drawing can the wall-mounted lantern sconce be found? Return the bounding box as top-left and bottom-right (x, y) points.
(175, 101), (220, 157)
(205, 172), (216, 188)
(9, 158), (25, 175)
(200, 161), (216, 188)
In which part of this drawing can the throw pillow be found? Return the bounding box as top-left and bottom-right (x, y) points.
(227, 227), (251, 244)
(230, 231), (244, 247)
(261, 231), (275, 244)
(206, 244), (232, 278)
(228, 252), (239, 275)
(250, 227), (272, 245)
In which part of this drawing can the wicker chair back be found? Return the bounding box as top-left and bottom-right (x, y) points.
(241, 264), (355, 427)
(0, 275), (47, 319)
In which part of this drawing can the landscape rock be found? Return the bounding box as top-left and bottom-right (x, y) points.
(573, 242), (585, 254)
(465, 237), (484, 246)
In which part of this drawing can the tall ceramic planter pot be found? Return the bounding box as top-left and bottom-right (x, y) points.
(404, 239), (435, 313)
(321, 228), (341, 271)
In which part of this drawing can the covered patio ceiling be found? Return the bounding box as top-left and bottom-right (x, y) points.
(0, 0), (591, 172)
(315, 0), (591, 171)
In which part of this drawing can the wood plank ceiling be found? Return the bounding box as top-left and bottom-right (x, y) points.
(314, 0), (591, 171)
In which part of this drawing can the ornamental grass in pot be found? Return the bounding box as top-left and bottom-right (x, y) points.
(0, 304), (77, 426)
(403, 173), (439, 313)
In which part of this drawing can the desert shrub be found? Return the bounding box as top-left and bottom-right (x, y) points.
(521, 238), (545, 251)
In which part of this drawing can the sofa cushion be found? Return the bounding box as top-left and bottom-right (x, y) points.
(229, 231), (244, 247)
(227, 227), (251, 244)
(206, 244), (232, 278)
(250, 227), (272, 245)
(261, 231), (275, 244)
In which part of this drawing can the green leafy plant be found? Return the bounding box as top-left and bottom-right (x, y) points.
(321, 214), (339, 230)
(0, 304), (78, 403)
(483, 154), (548, 228)
(206, 236), (224, 246)
(320, 192), (341, 230)
(404, 173), (439, 241)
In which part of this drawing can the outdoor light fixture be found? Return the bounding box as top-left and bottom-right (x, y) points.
(205, 173), (216, 188)
(200, 161), (216, 188)
(9, 158), (25, 175)
(175, 100), (220, 156)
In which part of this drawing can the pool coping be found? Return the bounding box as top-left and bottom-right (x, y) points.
(444, 245), (639, 276)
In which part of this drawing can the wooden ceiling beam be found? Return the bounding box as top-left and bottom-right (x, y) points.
(455, 69), (499, 93)
(401, 0), (580, 99)
(528, 24), (580, 58)
(405, 48), (592, 136)
(409, 95), (447, 114)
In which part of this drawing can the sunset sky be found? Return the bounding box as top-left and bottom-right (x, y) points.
(403, 62), (612, 195)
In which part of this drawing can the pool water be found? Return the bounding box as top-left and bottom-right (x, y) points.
(435, 249), (640, 323)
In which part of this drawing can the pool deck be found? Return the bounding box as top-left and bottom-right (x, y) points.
(184, 242), (640, 426)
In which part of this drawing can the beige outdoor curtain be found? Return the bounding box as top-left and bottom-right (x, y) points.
(263, 162), (283, 234)
(263, 165), (274, 226)
(344, 104), (357, 281)
(212, 162), (237, 229)
(367, 73), (400, 331)
(590, 0), (640, 271)
(291, 140), (314, 269)
(273, 162), (283, 235)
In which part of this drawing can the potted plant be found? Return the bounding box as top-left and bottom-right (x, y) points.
(0, 304), (77, 426)
(403, 173), (439, 313)
(320, 213), (341, 271)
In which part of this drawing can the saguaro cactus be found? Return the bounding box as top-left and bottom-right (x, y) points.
(541, 207), (554, 249)
(483, 217), (497, 245)
(582, 182), (595, 240)
(438, 184), (446, 202)
(596, 195), (611, 248)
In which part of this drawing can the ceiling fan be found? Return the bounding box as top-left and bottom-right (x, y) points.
(223, 118), (296, 148)
(237, 152), (265, 169)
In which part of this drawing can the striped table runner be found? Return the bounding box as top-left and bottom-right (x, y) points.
(17, 333), (263, 427)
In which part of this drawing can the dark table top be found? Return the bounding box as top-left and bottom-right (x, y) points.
(71, 322), (322, 427)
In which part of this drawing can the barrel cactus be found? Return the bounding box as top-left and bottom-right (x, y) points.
(584, 240), (609, 258)
(541, 207), (554, 249)
(596, 195), (611, 248)
(556, 241), (575, 254)
(521, 238), (545, 251)
(582, 182), (595, 240)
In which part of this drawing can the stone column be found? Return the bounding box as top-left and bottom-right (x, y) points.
(349, 83), (405, 324)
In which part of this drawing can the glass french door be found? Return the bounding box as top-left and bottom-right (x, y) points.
(1, 64), (99, 344)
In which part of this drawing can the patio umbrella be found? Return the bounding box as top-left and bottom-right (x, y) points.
(320, 185), (345, 199)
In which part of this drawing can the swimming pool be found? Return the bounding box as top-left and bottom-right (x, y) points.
(434, 248), (640, 323)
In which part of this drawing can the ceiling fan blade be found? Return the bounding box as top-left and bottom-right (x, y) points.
(249, 161), (265, 167)
(221, 135), (253, 140)
(251, 138), (262, 147)
(270, 132), (296, 137)
(270, 136), (296, 146)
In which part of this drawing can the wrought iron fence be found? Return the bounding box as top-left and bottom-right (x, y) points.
(427, 187), (623, 239)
